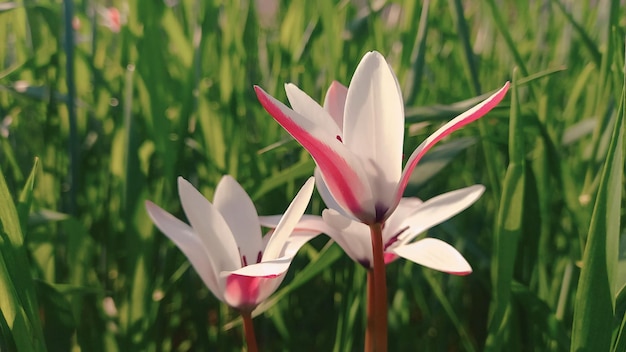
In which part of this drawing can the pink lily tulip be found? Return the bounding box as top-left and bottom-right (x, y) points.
(255, 51), (509, 224)
(145, 176), (316, 312)
(260, 185), (484, 274)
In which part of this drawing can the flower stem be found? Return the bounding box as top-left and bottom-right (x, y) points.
(369, 222), (387, 352)
(241, 311), (259, 352)
(365, 270), (375, 352)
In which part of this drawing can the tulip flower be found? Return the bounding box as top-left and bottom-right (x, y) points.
(255, 51), (508, 225)
(255, 50), (508, 351)
(145, 175), (316, 352)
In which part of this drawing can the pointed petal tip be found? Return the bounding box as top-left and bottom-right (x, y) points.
(253, 85), (267, 100)
(177, 176), (191, 189)
(468, 184), (486, 197)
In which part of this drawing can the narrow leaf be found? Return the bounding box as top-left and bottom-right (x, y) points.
(570, 59), (624, 352)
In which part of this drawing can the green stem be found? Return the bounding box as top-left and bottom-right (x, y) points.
(241, 311), (259, 352)
(369, 223), (387, 352)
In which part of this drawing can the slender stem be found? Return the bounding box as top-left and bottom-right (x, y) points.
(365, 270), (375, 352)
(241, 311), (259, 352)
(369, 223), (388, 352)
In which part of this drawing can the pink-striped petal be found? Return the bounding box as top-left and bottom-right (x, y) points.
(222, 272), (285, 311)
(285, 83), (343, 139)
(392, 238), (472, 275)
(177, 177), (240, 272)
(314, 168), (352, 218)
(262, 177), (315, 260)
(323, 81), (348, 131)
(392, 82), (510, 217)
(145, 201), (223, 300)
(213, 175), (263, 264)
(255, 86), (375, 220)
(343, 51), (405, 217)
(396, 185), (485, 246)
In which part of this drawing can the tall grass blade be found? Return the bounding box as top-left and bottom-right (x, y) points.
(485, 69), (524, 351)
(0, 161), (46, 351)
(570, 41), (624, 352)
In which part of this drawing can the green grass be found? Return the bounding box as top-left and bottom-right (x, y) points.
(0, 0), (625, 351)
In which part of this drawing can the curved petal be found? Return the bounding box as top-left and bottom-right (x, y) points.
(392, 82), (510, 216)
(263, 177), (315, 260)
(281, 230), (320, 257)
(177, 177), (240, 272)
(259, 228), (319, 260)
(255, 86), (375, 221)
(343, 51), (404, 214)
(145, 201), (223, 300)
(258, 215), (282, 228)
(222, 272), (286, 310)
(392, 238), (472, 275)
(322, 209), (373, 268)
(213, 175), (263, 264)
(323, 81), (348, 131)
(229, 256), (293, 278)
(259, 214), (331, 234)
(285, 83), (343, 140)
(396, 185), (485, 245)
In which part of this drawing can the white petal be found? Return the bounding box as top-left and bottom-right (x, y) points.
(262, 177), (315, 260)
(392, 238), (472, 275)
(258, 215), (283, 228)
(322, 209), (373, 268)
(343, 51), (404, 213)
(397, 185), (485, 245)
(145, 201), (224, 300)
(259, 228), (320, 259)
(260, 214), (331, 232)
(322, 81), (348, 131)
(281, 230), (320, 257)
(228, 256), (293, 277)
(177, 177), (240, 272)
(285, 83), (343, 140)
(213, 175), (263, 264)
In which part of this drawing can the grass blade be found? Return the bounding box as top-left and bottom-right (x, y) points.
(570, 44), (624, 352)
(485, 68), (525, 351)
(0, 161), (46, 351)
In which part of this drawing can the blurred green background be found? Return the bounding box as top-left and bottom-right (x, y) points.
(0, 0), (625, 351)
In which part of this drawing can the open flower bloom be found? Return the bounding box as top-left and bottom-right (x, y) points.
(260, 185), (484, 274)
(145, 176), (316, 312)
(255, 51), (509, 224)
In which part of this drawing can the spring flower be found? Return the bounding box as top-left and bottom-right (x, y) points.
(254, 51), (509, 225)
(145, 175), (316, 312)
(261, 185), (484, 274)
